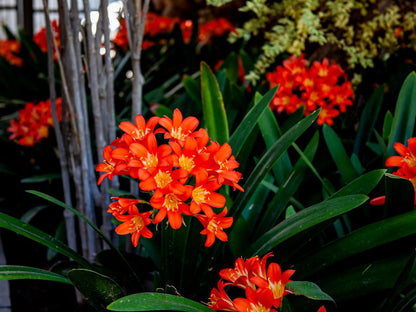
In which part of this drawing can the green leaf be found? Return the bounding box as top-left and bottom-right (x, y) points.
(183, 74), (201, 106)
(330, 169), (386, 198)
(21, 173), (61, 183)
(257, 99), (293, 186)
(387, 72), (416, 157)
(0, 212), (91, 268)
(26, 190), (143, 287)
(232, 109), (320, 221)
(323, 124), (358, 183)
(295, 208), (416, 279)
(200, 61), (229, 144)
(353, 85), (384, 157)
(107, 292), (214, 312)
(69, 269), (124, 311)
(20, 205), (48, 224)
(247, 195), (368, 257)
(286, 281), (335, 303)
(0, 265), (72, 284)
(384, 173), (415, 216)
(228, 87), (277, 158)
(382, 110), (393, 141)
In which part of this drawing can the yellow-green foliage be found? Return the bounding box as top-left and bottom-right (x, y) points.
(214, 0), (416, 84)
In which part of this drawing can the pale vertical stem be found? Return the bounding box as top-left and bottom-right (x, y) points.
(124, 0), (150, 197)
(70, 0), (101, 207)
(58, 0), (96, 262)
(42, 0), (77, 252)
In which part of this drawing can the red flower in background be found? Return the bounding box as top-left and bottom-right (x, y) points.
(266, 54), (354, 126)
(0, 39), (22, 67)
(33, 20), (60, 59)
(97, 109), (244, 247)
(113, 12), (235, 50)
(8, 98), (62, 146)
(371, 137), (416, 205)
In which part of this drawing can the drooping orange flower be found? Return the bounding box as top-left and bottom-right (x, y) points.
(0, 39), (22, 67)
(8, 98), (62, 146)
(370, 137), (416, 205)
(209, 253), (296, 311)
(97, 109), (243, 247)
(115, 205), (153, 247)
(33, 20), (60, 59)
(266, 54), (354, 126)
(196, 207), (233, 247)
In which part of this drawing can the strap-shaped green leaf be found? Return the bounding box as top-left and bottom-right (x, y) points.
(228, 87), (277, 158)
(107, 292), (214, 312)
(0, 212), (91, 268)
(247, 195), (368, 257)
(323, 123), (358, 184)
(0, 265), (71, 284)
(286, 281), (335, 303)
(353, 85), (384, 157)
(387, 72), (416, 157)
(69, 268), (124, 310)
(26, 190), (144, 288)
(295, 208), (416, 279)
(200, 61), (229, 144)
(232, 109), (320, 220)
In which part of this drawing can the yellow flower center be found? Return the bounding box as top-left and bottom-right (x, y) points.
(250, 303), (269, 312)
(163, 193), (180, 212)
(141, 152), (158, 168)
(154, 170), (172, 189)
(133, 127), (149, 140)
(207, 219), (221, 233)
(131, 215), (145, 231)
(269, 280), (285, 300)
(171, 126), (186, 141)
(192, 186), (210, 204)
(179, 155), (195, 172)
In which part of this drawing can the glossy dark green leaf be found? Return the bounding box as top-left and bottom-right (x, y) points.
(286, 281), (335, 303)
(257, 99), (293, 186)
(0, 265), (71, 284)
(384, 173), (415, 216)
(323, 124), (358, 184)
(228, 87), (277, 158)
(26, 190), (142, 286)
(69, 269), (124, 311)
(183, 74), (201, 106)
(247, 195), (368, 257)
(387, 72), (416, 157)
(353, 85), (384, 157)
(0, 212), (91, 268)
(295, 208), (416, 279)
(232, 109), (320, 221)
(330, 169), (386, 198)
(200, 61), (229, 144)
(107, 292), (214, 312)
(253, 131), (319, 237)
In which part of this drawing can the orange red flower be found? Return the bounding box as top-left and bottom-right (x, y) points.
(208, 253), (295, 312)
(266, 54), (354, 126)
(8, 98), (62, 146)
(97, 108), (244, 247)
(370, 137), (416, 205)
(0, 39), (22, 67)
(33, 20), (60, 59)
(113, 12), (235, 50)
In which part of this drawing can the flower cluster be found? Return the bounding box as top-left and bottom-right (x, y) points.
(266, 54), (354, 126)
(208, 253), (326, 312)
(0, 39), (22, 67)
(7, 98), (62, 146)
(370, 137), (416, 205)
(96, 109), (244, 247)
(113, 12), (235, 51)
(33, 20), (61, 59)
